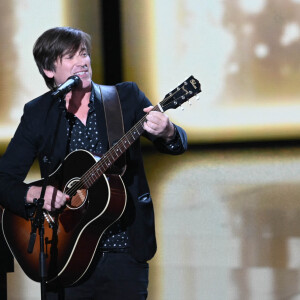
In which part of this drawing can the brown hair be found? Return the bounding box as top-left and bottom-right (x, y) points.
(33, 27), (91, 90)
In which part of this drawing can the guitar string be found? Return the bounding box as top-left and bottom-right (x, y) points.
(66, 106), (159, 204)
(86, 84), (195, 179)
(67, 89), (184, 196)
(65, 85), (192, 205)
(66, 86), (192, 205)
(65, 84), (196, 207)
(66, 106), (159, 206)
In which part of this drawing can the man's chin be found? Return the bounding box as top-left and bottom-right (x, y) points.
(78, 78), (92, 90)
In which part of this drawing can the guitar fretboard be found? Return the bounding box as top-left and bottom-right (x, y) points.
(81, 105), (161, 188)
(68, 74), (201, 192)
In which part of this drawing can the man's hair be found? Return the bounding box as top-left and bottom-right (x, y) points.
(33, 27), (91, 90)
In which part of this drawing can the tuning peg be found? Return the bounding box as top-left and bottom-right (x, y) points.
(196, 95), (200, 101)
(181, 105), (184, 111)
(188, 100), (192, 105)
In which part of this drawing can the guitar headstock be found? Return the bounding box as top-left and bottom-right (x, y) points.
(160, 75), (201, 112)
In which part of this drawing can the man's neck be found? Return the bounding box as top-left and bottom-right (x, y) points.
(65, 89), (92, 125)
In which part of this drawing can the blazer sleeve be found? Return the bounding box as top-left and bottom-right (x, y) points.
(130, 81), (188, 155)
(0, 103), (38, 218)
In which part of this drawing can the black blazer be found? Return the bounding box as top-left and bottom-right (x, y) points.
(0, 81), (187, 261)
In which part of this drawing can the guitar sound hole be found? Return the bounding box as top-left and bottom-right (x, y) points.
(64, 178), (88, 209)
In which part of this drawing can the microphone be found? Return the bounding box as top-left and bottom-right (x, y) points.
(51, 75), (81, 99)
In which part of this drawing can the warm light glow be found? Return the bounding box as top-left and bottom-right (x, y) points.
(1, 1), (300, 299)
(281, 22), (300, 46)
(121, 0), (300, 143)
(239, 0), (266, 14)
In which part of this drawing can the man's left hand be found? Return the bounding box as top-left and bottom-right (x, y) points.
(143, 106), (175, 142)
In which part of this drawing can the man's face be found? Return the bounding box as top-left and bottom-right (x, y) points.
(44, 45), (93, 90)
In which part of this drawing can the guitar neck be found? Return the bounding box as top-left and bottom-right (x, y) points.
(80, 75), (201, 189)
(82, 105), (161, 188)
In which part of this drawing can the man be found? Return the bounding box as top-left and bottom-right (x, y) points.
(0, 27), (187, 299)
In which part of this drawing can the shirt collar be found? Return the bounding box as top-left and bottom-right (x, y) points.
(88, 85), (95, 110)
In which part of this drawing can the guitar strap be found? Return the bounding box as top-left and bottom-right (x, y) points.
(95, 84), (127, 175)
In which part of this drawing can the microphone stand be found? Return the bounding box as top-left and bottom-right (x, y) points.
(27, 94), (66, 300)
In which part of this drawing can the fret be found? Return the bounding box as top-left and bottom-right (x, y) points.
(98, 166), (105, 174)
(110, 148), (118, 160)
(115, 147), (121, 155)
(94, 168), (100, 178)
(85, 176), (92, 188)
(128, 131), (135, 145)
(105, 160), (112, 168)
(128, 130), (134, 140)
(89, 173), (96, 183)
(106, 152), (114, 161)
(118, 139), (127, 151)
(132, 129), (139, 137)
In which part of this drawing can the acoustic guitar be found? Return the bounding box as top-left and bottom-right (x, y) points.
(1, 76), (201, 287)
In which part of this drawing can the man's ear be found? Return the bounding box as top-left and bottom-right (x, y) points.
(43, 69), (54, 78)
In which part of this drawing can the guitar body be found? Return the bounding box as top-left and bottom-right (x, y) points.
(1, 150), (127, 287)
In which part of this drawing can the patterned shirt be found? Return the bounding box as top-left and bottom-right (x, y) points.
(65, 90), (129, 249)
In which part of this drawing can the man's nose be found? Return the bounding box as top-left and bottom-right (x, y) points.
(75, 55), (87, 66)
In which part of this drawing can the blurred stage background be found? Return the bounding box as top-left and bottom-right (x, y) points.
(1, 0), (300, 299)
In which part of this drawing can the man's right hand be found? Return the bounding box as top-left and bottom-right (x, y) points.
(26, 185), (69, 211)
